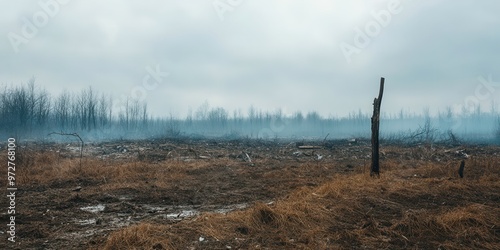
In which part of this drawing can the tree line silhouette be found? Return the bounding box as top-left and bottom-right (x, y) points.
(1, 79), (499, 143)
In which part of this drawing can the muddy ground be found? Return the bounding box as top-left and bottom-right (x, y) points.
(0, 138), (498, 249)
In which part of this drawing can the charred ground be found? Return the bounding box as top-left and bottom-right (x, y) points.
(0, 138), (498, 249)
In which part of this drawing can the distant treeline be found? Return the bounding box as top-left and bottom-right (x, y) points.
(1, 79), (500, 143)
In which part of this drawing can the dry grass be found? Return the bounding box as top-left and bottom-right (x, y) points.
(102, 223), (171, 250)
(13, 147), (193, 192)
(3, 142), (498, 249)
(98, 156), (500, 249)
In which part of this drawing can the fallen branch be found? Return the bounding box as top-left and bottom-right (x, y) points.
(243, 152), (252, 163)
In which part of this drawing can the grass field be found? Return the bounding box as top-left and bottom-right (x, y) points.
(1, 138), (498, 249)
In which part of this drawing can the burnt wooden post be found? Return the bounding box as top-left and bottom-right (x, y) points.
(371, 77), (385, 177)
(458, 160), (465, 178)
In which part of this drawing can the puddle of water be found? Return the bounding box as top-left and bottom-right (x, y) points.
(109, 217), (132, 228)
(214, 203), (248, 214)
(144, 203), (249, 220)
(143, 205), (167, 212)
(118, 195), (133, 201)
(67, 202), (253, 243)
(63, 231), (95, 240)
(75, 203), (250, 228)
(166, 210), (199, 219)
(66, 146), (83, 152)
(80, 204), (105, 213)
(77, 219), (96, 225)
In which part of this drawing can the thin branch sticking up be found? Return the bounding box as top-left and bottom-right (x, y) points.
(323, 133), (330, 143)
(48, 132), (84, 169)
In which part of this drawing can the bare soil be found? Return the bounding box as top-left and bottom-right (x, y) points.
(0, 138), (498, 249)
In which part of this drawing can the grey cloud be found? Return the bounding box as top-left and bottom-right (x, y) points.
(1, 0), (499, 118)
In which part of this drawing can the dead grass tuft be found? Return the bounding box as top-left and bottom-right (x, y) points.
(437, 204), (500, 240)
(102, 223), (171, 250)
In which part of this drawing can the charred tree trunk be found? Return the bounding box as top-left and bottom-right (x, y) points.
(371, 77), (385, 177)
(458, 160), (465, 178)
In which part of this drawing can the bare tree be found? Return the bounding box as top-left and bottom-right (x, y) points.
(54, 91), (70, 129)
(97, 93), (109, 128)
(86, 87), (98, 130)
(35, 88), (51, 128)
(118, 96), (130, 130)
(196, 100), (210, 120)
(371, 77), (385, 177)
(27, 78), (37, 132)
(208, 107), (228, 128)
(141, 102), (148, 127)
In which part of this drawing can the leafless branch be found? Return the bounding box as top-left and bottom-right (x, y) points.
(48, 132), (84, 169)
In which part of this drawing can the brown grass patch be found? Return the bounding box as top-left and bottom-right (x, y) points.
(97, 155), (500, 249)
(102, 223), (171, 250)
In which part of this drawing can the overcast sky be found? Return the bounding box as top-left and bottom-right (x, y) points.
(1, 0), (499, 118)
